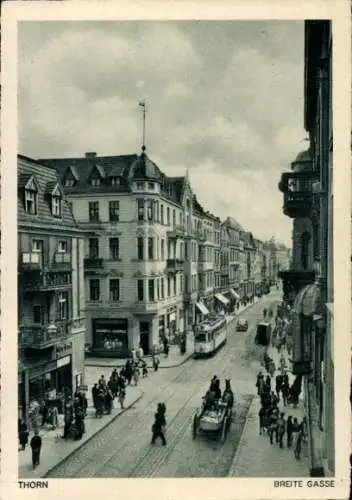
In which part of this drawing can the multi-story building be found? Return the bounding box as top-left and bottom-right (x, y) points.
(240, 231), (256, 301)
(18, 155), (86, 425)
(276, 244), (292, 273)
(220, 217), (243, 309)
(253, 238), (265, 296)
(278, 20), (333, 476)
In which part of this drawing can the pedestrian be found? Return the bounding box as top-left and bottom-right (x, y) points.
(30, 430), (42, 469)
(277, 412), (286, 448)
(281, 382), (289, 406)
(140, 359), (148, 377)
(275, 373), (283, 400)
(258, 405), (266, 435)
(151, 407), (167, 446)
(63, 400), (74, 438)
(98, 374), (106, 388)
(92, 383), (98, 410)
(74, 405), (85, 440)
(291, 417), (300, 451)
(286, 415), (293, 447)
(105, 388), (114, 414)
(268, 408), (278, 445)
(256, 371), (265, 396)
(19, 421), (29, 451)
(152, 353), (160, 372)
(132, 365), (140, 386)
(294, 426), (304, 459)
(125, 360), (133, 385)
(265, 375), (271, 392)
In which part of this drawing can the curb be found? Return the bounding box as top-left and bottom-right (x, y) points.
(41, 390), (144, 478)
(228, 395), (258, 477)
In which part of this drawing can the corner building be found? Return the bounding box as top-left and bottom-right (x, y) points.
(42, 151), (216, 356)
(18, 155), (86, 425)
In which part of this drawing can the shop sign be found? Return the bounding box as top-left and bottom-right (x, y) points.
(78, 385), (88, 392)
(57, 355), (71, 368)
(29, 360), (57, 380)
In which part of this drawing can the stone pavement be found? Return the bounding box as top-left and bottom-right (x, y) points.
(18, 385), (143, 479)
(228, 343), (309, 477)
(85, 299), (260, 369)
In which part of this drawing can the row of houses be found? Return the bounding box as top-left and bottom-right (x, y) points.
(18, 149), (289, 423)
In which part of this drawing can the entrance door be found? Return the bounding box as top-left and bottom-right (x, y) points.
(139, 322), (150, 355)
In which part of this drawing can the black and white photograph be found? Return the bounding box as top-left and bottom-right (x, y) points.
(1, 1), (351, 499)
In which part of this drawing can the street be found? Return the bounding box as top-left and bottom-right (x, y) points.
(47, 293), (280, 478)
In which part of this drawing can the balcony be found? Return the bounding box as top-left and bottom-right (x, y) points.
(278, 171), (319, 219)
(167, 225), (185, 239)
(133, 301), (160, 314)
(20, 252), (42, 271)
(21, 271), (72, 292)
(279, 269), (316, 303)
(19, 320), (71, 349)
(166, 258), (184, 273)
(84, 257), (104, 270)
(52, 252), (71, 269)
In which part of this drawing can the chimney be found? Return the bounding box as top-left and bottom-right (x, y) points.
(85, 152), (97, 158)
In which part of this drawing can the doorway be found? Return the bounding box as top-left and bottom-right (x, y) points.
(139, 321), (150, 355)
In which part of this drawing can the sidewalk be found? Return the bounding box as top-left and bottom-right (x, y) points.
(18, 386), (143, 479)
(228, 342), (309, 477)
(85, 297), (262, 369)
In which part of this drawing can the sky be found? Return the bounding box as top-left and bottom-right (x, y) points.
(18, 20), (306, 247)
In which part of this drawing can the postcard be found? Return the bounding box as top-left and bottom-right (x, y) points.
(1, 1), (351, 499)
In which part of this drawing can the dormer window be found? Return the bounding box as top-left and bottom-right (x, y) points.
(148, 182), (155, 190)
(65, 179), (75, 187)
(91, 177), (101, 187)
(51, 184), (62, 217)
(24, 176), (38, 215)
(111, 177), (120, 186)
(136, 181), (144, 190)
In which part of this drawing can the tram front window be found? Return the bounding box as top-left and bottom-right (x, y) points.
(195, 333), (206, 342)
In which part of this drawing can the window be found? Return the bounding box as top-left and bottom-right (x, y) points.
(137, 199), (145, 221)
(91, 178), (101, 187)
(147, 200), (153, 221)
(109, 201), (120, 221)
(186, 199), (190, 211)
(137, 237), (144, 260)
(148, 182), (155, 190)
(160, 205), (164, 224)
(25, 189), (37, 215)
(148, 237), (154, 260)
(172, 209), (176, 227)
(109, 238), (120, 260)
(33, 305), (43, 324)
(161, 278), (164, 299)
(89, 238), (99, 258)
(111, 177), (120, 186)
(148, 279), (155, 301)
(179, 212), (183, 226)
(136, 181), (144, 190)
(89, 279), (100, 301)
(52, 195), (61, 217)
(161, 239), (165, 260)
(65, 179), (75, 187)
(89, 201), (99, 222)
(58, 241), (68, 253)
(180, 242), (184, 259)
(68, 202), (73, 214)
(157, 279), (160, 300)
(32, 239), (43, 253)
(167, 276), (171, 297)
(167, 207), (170, 225)
(109, 279), (120, 301)
(173, 276), (176, 295)
(301, 232), (310, 270)
(137, 280), (144, 301)
(58, 292), (68, 320)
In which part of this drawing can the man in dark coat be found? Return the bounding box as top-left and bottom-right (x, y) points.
(151, 407), (167, 445)
(30, 430), (42, 469)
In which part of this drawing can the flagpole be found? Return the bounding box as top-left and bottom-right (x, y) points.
(139, 100), (146, 152)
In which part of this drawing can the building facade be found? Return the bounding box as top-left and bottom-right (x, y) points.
(18, 155), (86, 426)
(278, 20), (333, 476)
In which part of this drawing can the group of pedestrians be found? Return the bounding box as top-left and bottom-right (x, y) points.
(63, 389), (88, 440)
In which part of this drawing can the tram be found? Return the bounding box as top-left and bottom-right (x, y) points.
(193, 315), (227, 358)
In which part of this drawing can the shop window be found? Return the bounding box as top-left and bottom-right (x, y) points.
(137, 280), (144, 301)
(109, 279), (120, 301)
(93, 319), (128, 352)
(137, 237), (144, 260)
(89, 279), (100, 301)
(109, 201), (120, 222)
(89, 201), (99, 222)
(89, 238), (99, 258)
(109, 238), (120, 260)
(137, 199), (145, 221)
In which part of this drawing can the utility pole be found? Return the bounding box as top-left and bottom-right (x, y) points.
(138, 100), (147, 152)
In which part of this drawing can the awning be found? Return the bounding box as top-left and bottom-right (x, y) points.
(293, 284), (321, 316)
(229, 289), (240, 300)
(215, 293), (230, 306)
(196, 301), (209, 315)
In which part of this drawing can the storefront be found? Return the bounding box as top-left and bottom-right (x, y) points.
(214, 292), (229, 313)
(166, 308), (177, 342)
(92, 318), (129, 357)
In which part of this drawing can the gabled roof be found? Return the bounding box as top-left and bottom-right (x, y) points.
(222, 216), (245, 232)
(18, 155), (78, 230)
